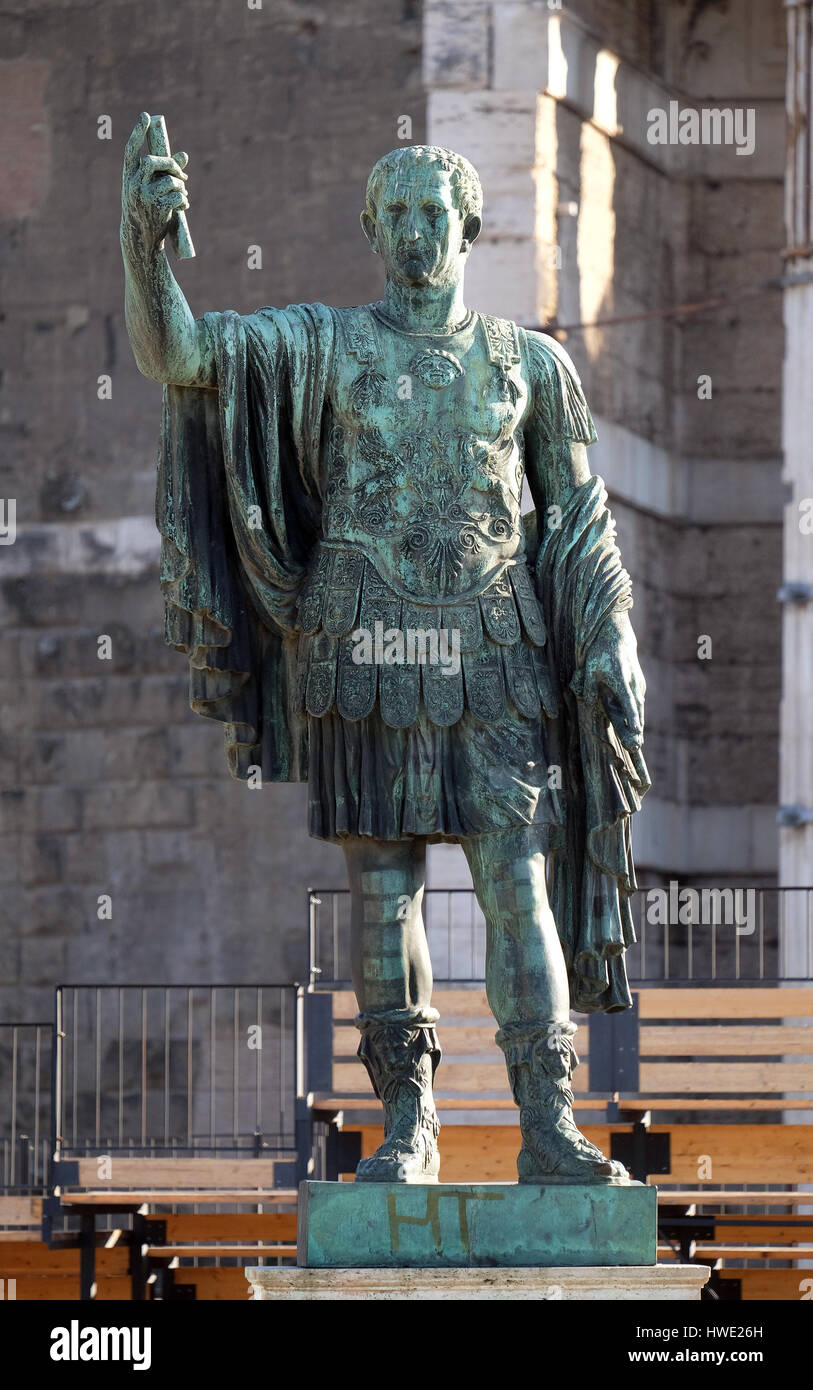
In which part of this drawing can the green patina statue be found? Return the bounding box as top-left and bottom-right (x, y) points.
(121, 114), (650, 1186)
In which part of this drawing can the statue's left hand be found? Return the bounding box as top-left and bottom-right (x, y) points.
(579, 609), (645, 750)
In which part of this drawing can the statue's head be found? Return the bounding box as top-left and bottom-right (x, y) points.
(361, 145), (482, 288)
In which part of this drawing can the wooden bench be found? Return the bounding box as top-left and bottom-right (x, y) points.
(142, 1210), (297, 1299)
(312, 985), (813, 1114)
(600, 986), (813, 1301)
(0, 1195), (43, 1242)
(0, 1229), (289, 1301)
(656, 1198), (813, 1301)
(48, 1157), (297, 1299)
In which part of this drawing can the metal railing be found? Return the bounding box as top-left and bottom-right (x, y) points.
(308, 885), (813, 985)
(52, 985), (299, 1165)
(0, 1023), (52, 1191)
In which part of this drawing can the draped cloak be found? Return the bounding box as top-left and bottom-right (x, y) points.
(157, 303), (650, 1012)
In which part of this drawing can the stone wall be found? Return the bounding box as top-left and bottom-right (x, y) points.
(424, 0), (786, 895)
(0, 0), (425, 1018)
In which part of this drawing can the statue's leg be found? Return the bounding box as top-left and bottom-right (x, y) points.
(341, 835), (440, 1183)
(462, 826), (627, 1183)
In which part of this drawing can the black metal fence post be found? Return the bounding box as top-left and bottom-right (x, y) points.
(16, 1134), (29, 1189)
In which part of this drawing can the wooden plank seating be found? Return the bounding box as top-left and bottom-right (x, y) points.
(147, 1245), (294, 1257)
(0, 1266), (260, 1301)
(48, 1157), (298, 1300)
(312, 986), (813, 1113)
(0, 1196), (43, 1242)
(0, 1235), (283, 1301)
(2, 1241), (131, 1277)
(315, 983), (813, 1302)
(144, 1211), (297, 1272)
(155, 1213), (297, 1241)
(347, 1125), (813, 1192)
(720, 1270), (813, 1300)
(0, 1229), (131, 1301)
(54, 1156), (288, 1192)
(0, 1213), (298, 1301)
(1, 1273), (132, 1301)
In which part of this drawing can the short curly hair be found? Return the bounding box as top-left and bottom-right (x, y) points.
(364, 145), (483, 224)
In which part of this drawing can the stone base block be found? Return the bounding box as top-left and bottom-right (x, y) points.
(297, 1180), (657, 1268)
(246, 1265), (709, 1301)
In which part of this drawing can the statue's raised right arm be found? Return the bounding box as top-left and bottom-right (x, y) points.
(120, 113), (214, 388)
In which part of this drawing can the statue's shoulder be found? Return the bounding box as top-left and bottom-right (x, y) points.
(332, 303), (377, 322)
(522, 326), (585, 389)
(252, 301), (336, 333)
(471, 315), (582, 389)
(240, 303), (339, 364)
(329, 303), (386, 363)
(521, 328), (596, 444)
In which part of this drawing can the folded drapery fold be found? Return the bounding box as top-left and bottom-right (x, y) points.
(535, 476), (651, 1012)
(157, 303), (335, 780)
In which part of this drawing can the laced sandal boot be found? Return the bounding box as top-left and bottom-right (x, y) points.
(496, 1019), (629, 1183)
(354, 1007), (441, 1183)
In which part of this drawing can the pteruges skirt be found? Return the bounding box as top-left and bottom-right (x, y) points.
(307, 702), (562, 844)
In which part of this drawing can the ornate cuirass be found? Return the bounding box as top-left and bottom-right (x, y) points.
(321, 305), (530, 602)
(295, 305), (558, 729)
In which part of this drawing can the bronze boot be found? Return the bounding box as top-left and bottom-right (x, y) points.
(354, 1008), (441, 1182)
(496, 1020), (629, 1182)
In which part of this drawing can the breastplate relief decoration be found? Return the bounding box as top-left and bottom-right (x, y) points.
(322, 307), (532, 604)
(411, 348), (465, 390)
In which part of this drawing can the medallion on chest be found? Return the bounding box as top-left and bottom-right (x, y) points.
(411, 348), (465, 391)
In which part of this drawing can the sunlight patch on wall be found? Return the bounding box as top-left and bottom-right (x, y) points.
(577, 120), (616, 362)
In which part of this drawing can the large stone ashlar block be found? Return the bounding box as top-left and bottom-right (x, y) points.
(298, 1180), (656, 1269)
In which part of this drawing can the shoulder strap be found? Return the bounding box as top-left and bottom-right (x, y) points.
(480, 314), (521, 370)
(341, 305), (382, 364)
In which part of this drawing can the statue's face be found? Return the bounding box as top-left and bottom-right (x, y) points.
(364, 165), (479, 287)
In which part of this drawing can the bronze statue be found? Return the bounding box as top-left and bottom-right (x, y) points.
(121, 114), (649, 1185)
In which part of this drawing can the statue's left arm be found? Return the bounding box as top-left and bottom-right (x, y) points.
(522, 331), (645, 755)
(521, 327), (650, 1013)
